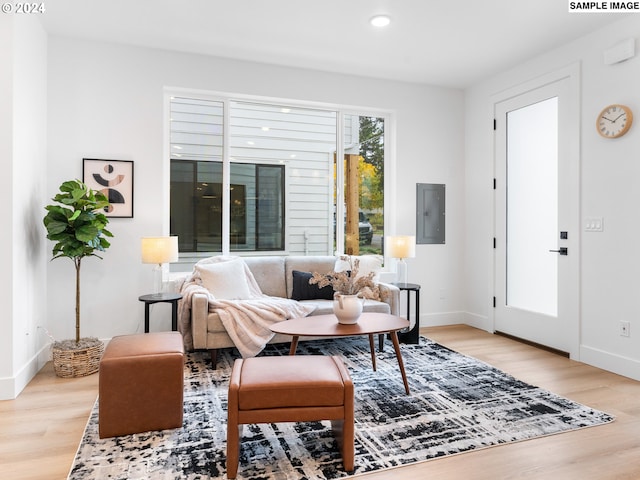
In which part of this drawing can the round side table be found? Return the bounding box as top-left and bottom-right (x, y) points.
(138, 293), (183, 333)
(391, 283), (421, 344)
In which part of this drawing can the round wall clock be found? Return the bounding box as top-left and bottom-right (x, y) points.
(597, 104), (633, 138)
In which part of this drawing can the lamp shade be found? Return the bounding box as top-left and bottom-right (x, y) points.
(386, 235), (416, 259)
(141, 236), (179, 265)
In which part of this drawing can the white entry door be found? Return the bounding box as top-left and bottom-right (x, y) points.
(494, 69), (580, 357)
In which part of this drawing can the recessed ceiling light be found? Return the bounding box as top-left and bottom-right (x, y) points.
(370, 15), (391, 27)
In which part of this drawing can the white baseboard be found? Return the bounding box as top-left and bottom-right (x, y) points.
(460, 311), (492, 332)
(0, 337), (114, 400)
(414, 311), (491, 332)
(426, 311), (640, 382)
(0, 343), (51, 400)
(417, 311), (466, 327)
(580, 345), (640, 382)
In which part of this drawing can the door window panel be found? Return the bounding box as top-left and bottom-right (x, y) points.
(506, 97), (558, 316)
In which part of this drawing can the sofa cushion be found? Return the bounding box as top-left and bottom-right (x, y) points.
(196, 259), (251, 300)
(291, 270), (335, 301)
(335, 255), (383, 282)
(244, 256), (287, 298)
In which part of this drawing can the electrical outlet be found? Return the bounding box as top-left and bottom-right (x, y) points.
(620, 321), (630, 337)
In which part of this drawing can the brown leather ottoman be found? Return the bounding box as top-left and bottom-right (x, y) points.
(227, 355), (354, 479)
(99, 331), (184, 438)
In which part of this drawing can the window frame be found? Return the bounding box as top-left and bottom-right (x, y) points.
(164, 88), (396, 265)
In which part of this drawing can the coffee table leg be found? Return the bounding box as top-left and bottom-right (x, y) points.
(389, 331), (410, 395)
(368, 334), (377, 371)
(289, 336), (299, 355)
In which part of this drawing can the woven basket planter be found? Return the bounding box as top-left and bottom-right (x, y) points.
(52, 337), (104, 378)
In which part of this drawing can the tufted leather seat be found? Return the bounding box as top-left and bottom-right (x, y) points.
(226, 355), (354, 478)
(98, 332), (184, 438)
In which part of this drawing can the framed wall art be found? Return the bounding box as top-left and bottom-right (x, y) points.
(83, 158), (134, 218)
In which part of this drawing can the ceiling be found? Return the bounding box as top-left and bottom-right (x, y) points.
(39, 0), (632, 88)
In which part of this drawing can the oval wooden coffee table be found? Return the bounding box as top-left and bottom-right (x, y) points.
(270, 312), (411, 394)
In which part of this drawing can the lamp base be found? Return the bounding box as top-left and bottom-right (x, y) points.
(397, 258), (408, 285)
(152, 264), (164, 293)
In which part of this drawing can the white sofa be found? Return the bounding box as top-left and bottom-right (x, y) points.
(174, 255), (400, 366)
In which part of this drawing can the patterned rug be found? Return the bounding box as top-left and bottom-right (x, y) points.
(69, 337), (613, 479)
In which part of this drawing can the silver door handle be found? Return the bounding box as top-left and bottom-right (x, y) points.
(549, 247), (568, 255)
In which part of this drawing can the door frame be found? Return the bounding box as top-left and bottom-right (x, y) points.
(491, 63), (581, 360)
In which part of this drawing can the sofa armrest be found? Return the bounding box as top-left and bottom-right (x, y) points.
(377, 282), (400, 316)
(191, 293), (210, 349)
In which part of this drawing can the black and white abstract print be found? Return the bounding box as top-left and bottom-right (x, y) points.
(69, 337), (614, 480)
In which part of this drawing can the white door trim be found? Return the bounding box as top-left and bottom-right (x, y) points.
(490, 63), (581, 360)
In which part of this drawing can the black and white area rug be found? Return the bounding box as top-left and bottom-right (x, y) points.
(69, 337), (614, 480)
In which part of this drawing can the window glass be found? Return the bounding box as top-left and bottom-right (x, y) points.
(169, 96), (386, 257)
(170, 160), (285, 252)
(338, 115), (385, 256)
(229, 101), (336, 255)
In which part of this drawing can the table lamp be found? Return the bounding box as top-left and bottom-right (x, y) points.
(141, 236), (179, 293)
(386, 235), (416, 285)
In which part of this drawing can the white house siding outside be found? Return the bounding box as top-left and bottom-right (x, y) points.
(170, 96), (360, 256)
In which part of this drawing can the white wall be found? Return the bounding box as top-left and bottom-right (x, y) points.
(0, 14), (14, 398)
(45, 38), (465, 349)
(0, 15), (49, 400)
(464, 16), (640, 380)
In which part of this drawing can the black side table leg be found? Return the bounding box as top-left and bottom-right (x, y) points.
(144, 304), (151, 333)
(171, 300), (178, 331)
(398, 286), (420, 344)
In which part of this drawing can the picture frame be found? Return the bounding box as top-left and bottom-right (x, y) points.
(83, 158), (134, 218)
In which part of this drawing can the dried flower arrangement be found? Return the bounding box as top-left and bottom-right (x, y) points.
(309, 256), (380, 299)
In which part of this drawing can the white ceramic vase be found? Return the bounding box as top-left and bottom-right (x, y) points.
(333, 294), (364, 324)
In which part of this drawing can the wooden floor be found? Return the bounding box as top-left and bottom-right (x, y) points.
(1, 325), (639, 479)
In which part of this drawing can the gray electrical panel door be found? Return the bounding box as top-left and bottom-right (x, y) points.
(416, 183), (445, 244)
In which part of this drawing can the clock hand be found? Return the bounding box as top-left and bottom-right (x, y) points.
(612, 113), (625, 122)
(601, 116), (614, 123)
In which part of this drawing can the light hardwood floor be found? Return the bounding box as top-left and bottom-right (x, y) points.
(2, 325), (639, 479)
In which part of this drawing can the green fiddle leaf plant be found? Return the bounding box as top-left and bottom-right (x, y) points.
(43, 179), (113, 344)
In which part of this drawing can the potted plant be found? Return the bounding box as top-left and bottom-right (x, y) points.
(310, 256), (380, 324)
(43, 179), (113, 378)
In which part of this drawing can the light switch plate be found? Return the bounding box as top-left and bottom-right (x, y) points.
(584, 217), (604, 232)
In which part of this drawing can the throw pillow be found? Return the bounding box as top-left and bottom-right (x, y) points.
(291, 270), (335, 301)
(195, 259), (252, 300)
(334, 255), (383, 281)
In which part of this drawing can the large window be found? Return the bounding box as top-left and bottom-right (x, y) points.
(169, 95), (387, 257)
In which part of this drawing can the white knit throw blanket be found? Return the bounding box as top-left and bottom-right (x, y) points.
(178, 256), (315, 358)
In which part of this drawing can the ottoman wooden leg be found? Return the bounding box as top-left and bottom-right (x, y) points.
(226, 423), (243, 479)
(332, 356), (355, 472)
(227, 359), (243, 479)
